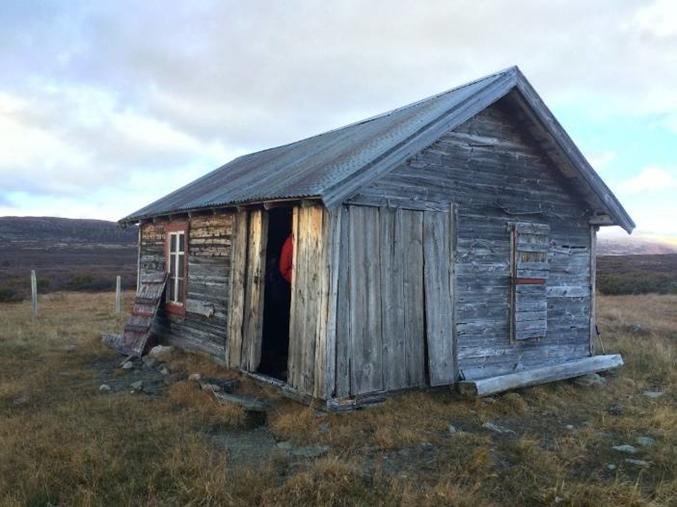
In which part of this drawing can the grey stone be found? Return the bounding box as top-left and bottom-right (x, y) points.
(121, 361), (134, 370)
(565, 424), (574, 430)
(607, 404), (623, 416)
(188, 373), (202, 382)
(148, 345), (174, 361)
(625, 459), (650, 467)
(574, 373), (606, 387)
(276, 441), (292, 450)
(643, 390), (664, 399)
(98, 384), (112, 393)
(636, 436), (655, 447)
(12, 395), (29, 406)
(142, 356), (158, 368)
(448, 424), (457, 434)
(607, 464), (617, 471)
(159, 366), (169, 376)
(130, 380), (144, 391)
(482, 422), (516, 435)
(612, 444), (638, 454)
(291, 445), (329, 458)
(201, 382), (222, 392)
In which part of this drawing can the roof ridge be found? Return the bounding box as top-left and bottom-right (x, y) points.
(235, 66), (519, 159)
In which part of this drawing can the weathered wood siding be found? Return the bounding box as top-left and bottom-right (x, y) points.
(139, 212), (233, 362)
(288, 205), (331, 398)
(349, 98), (593, 381)
(332, 205), (453, 397)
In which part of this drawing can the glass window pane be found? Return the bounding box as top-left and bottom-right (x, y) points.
(178, 256), (185, 278)
(170, 234), (177, 253)
(177, 279), (185, 303)
(178, 233), (185, 253)
(169, 253), (176, 275)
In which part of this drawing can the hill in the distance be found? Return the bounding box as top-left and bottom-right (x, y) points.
(0, 216), (137, 301)
(0, 216), (137, 245)
(597, 230), (677, 256)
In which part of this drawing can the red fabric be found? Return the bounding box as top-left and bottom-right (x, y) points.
(279, 235), (293, 283)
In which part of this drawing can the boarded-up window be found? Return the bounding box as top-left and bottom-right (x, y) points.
(510, 222), (550, 341)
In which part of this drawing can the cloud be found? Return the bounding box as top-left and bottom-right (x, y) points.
(0, 0), (676, 224)
(587, 150), (616, 173)
(617, 166), (677, 195)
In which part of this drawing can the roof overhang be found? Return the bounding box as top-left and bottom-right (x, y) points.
(325, 67), (634, 233)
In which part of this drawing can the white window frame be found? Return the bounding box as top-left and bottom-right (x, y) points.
(167, 231), (186, 305)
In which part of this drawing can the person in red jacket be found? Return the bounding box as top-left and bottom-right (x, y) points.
(279, 234), (293, 283)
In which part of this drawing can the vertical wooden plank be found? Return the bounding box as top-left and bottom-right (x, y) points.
(334, 206), (351, 398)
(287, 207), (303, 389)
(349, 206), (383, 395)
(423, 210), (455, 386)
(449, 204), (458, 379)
(380, 207), (407, 390)
(589, 226), (597, 355)
(226, 211), (248, 368)
(31, 270), (38, 318)
(401, 210), (425, 387)
(322, 207), (342, 399)
(304, 206), (324, 396)
(241, 209), (268, 371)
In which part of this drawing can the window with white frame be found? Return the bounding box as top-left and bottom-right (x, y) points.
(167, 230), (186, 305)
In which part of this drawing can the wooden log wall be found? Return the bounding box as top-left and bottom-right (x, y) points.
(348, 97), (593, 381)
(139, 212), (233, 362)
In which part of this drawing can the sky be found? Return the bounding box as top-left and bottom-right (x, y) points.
(1, 0), (676, 239)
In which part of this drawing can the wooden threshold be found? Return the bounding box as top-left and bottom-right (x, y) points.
(457, 354), (623, 398)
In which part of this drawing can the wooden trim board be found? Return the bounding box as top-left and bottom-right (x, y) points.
(457, 354), (623, 397)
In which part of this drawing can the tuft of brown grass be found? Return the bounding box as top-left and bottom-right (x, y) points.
(167, 381), (246, 428)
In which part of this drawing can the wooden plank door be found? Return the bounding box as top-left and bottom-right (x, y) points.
(423, 209), (456, 386)
(348, 206), (383, 395)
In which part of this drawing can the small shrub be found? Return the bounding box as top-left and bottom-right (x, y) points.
(0, 288), (23, 303)
(65, 274), (114, 292)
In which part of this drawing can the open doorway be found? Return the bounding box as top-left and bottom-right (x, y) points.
(258, 207), (292, 380)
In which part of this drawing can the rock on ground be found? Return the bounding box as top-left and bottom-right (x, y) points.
(188, 373), (202, 382)
(148, 345), (174, 361)
(99, 384), (112, 392)
(636, 436), (655, 447)
(612, 444), (638, 454)
(482, 422), (516, 435)
(121, 361), (134, 370)
(130, 380), (144, 391)
(625, 459), (650, 467)
(642, 390), (664, 399)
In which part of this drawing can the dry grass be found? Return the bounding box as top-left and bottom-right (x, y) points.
(0, 291), (675, 505)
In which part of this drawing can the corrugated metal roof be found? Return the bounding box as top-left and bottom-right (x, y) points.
(121, 68), (511, 222)
(120, 66), (634, 233)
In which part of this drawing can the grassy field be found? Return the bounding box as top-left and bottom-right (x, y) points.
(597, 254), (677, 295)
(0, 292), (675, 506)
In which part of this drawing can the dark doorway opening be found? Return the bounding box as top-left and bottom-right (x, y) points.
(258, 208), (292, 381)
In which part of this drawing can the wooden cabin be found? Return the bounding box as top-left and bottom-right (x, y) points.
(119, 67), (633, 407)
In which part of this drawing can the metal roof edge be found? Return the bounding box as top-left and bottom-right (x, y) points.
(322, 68), (519, 207)
(511, 68), (635, 233)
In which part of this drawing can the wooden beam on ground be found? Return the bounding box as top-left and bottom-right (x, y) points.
(457, 354), (623, 398)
